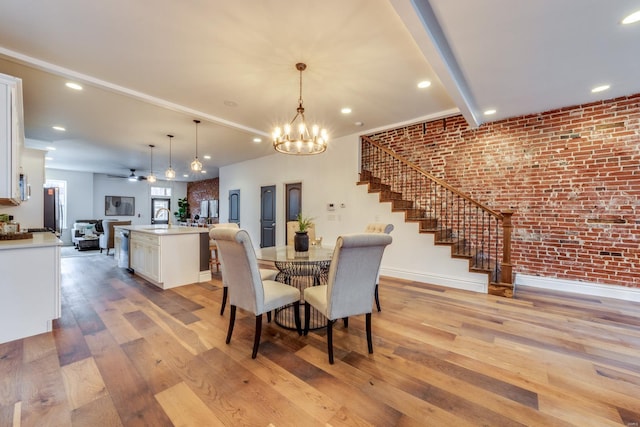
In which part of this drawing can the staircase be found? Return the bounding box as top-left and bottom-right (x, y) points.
(359, 136), (514, 297)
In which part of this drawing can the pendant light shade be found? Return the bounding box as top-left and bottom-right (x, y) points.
(165, 134), (175, 179)
(190, 119), (202, 172)
(147, 144), (157, 183)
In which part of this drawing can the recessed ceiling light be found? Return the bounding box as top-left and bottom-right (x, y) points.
(46, 146), (56, 151)
(341, 107), (352, 114)
(45, 157), (53, 161)
(224, 100), (238, 107)
(591, 85), (610, 93)
(417, 80), (431, 89)
(65, 82), (83, 91)
(52, 126), (66, 131)
(355, 121), (364, 127)
(622, 10), (640, 24)
(201, 170), (207, 174)
(253, 137), (262, 143)
(203, 155), (211, 160)
(484, 109), (497, 115)
(183, 174), (189, 178)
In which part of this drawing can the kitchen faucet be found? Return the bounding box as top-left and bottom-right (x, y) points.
(155, 207), (172, 228)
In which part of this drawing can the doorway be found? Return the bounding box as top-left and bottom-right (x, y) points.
(151, 198), (170, 224)
(285, 182), (302, 244)
(260, 185), (276, 248)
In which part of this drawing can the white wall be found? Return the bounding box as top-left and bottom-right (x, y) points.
(92, 174), (187, 226)
(1, 148), (45, 230)
(45, 170), (187, 244)
(219, 133), (488, 293)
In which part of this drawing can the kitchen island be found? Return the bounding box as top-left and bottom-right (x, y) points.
(0, 232), (61, 344)
(118, 225), (211, 290)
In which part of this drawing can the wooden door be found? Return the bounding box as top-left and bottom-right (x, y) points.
(260, 185), (276, 248)
(285, 182), (302, 244)
(228, 189), (240, 225)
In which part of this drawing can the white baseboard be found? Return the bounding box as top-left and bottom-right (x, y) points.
(381, 267), (487, 293)
(199, 270), (212, 283)
(515, 274), (640, 302)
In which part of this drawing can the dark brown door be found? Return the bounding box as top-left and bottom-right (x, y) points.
(260, 185), (276, 247)
(285, 182), (302, 244)
(229, 189), (240, 225)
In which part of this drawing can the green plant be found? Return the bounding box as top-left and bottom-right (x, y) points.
(174, 197), (190, 221)
(296, 213), (313, 233)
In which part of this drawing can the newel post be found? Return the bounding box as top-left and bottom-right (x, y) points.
(500, 210), (514, 285)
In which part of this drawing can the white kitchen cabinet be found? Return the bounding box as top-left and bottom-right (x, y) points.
(126, 227), (209, 289)
(0, 73), (24, 205)
(130, 232), (161, 283)
(0, 233), (61, 344)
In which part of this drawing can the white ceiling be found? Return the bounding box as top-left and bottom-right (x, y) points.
(0, 0), (639, 181)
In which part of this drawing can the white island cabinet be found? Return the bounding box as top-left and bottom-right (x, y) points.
(125, 225), (211, 289)
(0, 232), (61, 344)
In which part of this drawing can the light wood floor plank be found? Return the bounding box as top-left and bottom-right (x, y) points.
(1, 252), (639, 425)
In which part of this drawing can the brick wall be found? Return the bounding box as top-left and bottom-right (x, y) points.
(187, 178), (219, 220)
(367, 93), (640, 288)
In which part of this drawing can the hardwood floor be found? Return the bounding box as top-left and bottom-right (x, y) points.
(1, 252), (640, 426)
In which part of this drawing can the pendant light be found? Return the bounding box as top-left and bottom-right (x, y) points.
(272, 63), (328, 155)
(165, 134), (176, 179)
(190, 119), (202, 172)
(147, 144), (157, 183)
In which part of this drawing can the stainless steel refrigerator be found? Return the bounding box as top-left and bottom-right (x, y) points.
(43, 187), (62, 234)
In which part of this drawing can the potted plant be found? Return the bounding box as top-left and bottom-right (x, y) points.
(294, 213), (313, 252)
(174, 197), (190, 222)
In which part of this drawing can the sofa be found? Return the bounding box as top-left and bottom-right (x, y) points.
(71, 219), (103, 247)
(99, 219), (131, 255)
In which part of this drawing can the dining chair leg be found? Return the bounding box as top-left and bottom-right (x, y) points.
(252, 314), (263, 359)
(366, 313), (373, 354)
(342, 317), (348, 328)
(220, 286), (228, 315)
(293, 301), (302, 336)
(226, 305), (236, 344)
(303, 302), (311, 336)
(375, 284), (381, 312)
(267, 311), (272, 323)
(327, 320), (334, 364)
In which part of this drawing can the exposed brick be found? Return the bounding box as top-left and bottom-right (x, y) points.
(367, 93), (640, 288)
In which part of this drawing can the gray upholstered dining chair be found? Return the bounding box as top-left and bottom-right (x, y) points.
(303, 233), (392, 364)
(364, 223), (394, 311)
(209, 223), (277, 315)
(210, 228), (301, 359)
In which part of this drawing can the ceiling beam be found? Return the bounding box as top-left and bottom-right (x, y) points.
(390, 0), (481, 127)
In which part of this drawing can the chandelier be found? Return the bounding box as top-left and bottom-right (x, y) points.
(272, 63), (328, 155)
(147, 144), (157, 183)
(190, 119), (202, 171)
(165, 134), (176, 179)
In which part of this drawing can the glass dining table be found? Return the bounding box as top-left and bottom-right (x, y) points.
(256, 245), (334, 330)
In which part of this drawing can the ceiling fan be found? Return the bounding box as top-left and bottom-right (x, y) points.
(108, 169), (147, 181)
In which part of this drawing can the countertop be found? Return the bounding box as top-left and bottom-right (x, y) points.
(118, 224), (210, 236)
(0, 231), (62, 250)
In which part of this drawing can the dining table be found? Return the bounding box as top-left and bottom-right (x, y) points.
(256, 245), (334, 330)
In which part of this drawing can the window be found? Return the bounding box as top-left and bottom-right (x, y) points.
(44, 179), (67, 229)
(150, 186), (172, 197)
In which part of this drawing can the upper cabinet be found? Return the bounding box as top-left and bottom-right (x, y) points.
(0, 73), (24, 205)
